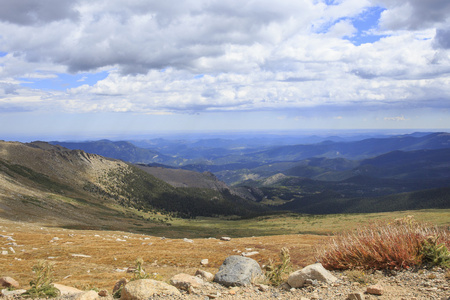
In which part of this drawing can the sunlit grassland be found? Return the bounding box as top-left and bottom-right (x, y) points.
(124, 208), (450, 239)
(0, 209), (448, 291)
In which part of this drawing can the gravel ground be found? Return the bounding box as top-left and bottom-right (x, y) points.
(1, 267), (449, 299)
(146, 267), (450, 300)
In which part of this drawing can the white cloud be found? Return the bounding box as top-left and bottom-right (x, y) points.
(384, 115), (408, 121)
(375, 0), (450, 30)
(0, 0), (449, 120)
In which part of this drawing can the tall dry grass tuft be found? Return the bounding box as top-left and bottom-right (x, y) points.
(317, 216), (450, 270)
(264, 247), (293, 286)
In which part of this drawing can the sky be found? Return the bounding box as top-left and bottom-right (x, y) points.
(0, 0), (450, 141)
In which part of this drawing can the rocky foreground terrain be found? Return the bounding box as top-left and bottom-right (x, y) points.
(0, 218), (449, 300)
(1, 262), (449, 299)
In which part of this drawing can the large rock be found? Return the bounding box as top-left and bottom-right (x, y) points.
(120, 279), (181, 300)
(169, 273), (204, 291)
(214, 255), (263, 287)
(287, 263), (337, 288)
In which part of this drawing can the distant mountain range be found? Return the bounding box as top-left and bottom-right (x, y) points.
(51, 132), (450, 169)
(0, 132), (447, 222)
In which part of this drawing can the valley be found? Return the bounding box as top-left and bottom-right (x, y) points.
(0, 132), (449, 298)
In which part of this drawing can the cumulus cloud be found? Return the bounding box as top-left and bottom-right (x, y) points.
(0, 0), (79, 25)
(0, 0), (449, 117)
(434, 28), (450, 49)
(376, 0), (450, 30)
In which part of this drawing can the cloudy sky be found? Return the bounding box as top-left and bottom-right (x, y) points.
(1, 0), (450, 140)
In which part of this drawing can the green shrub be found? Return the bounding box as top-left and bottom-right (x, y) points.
(131, 258), (151, 281)
(420, 235), (450, 268)
(23, 260), (60, 298)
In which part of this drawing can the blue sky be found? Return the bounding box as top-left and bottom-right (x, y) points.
(0, 0), (450, 141)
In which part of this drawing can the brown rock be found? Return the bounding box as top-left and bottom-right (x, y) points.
(98, 290), (108, 297)
(366, 284), (383, 295)
(0, 277), (19, 289)
(112, 278), (127, 295)
(229, 286), (240, 295)
(169, 273), (204, 291)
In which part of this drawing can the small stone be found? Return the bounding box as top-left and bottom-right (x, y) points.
(98, 290), (108, 297)
(241, 251), (259, 257)
(0, 277), (20, 289)
(220, 237), (231, 241)
(287, 263), (337, 288)
(170, 273), (204, 291)
(195, 269), (214, 281)
(201, 259), (209, 266)
(71, 254), (91, 258)
(206, 292), (220, 298)
(1, 289), (27, 297)
(53, 283), (83, 295)
(112, 278), (127, 294)
(71, 290), (99, 300)
(347, 292), (365, 300)
(366, 284), (384, 295)
(183, 238), (194, 243)
(229, 287), (239, 295)
(256, 283), (269, 292)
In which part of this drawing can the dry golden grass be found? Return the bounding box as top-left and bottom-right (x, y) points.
(1, 209), (448, 293)
(0, 219), (325, 292)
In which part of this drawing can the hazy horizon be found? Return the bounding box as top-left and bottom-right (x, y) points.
(3, 128), (449, 143)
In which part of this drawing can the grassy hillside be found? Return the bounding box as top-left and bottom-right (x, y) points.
(0, 141), (266, 228)
(278, 187), (450, 214)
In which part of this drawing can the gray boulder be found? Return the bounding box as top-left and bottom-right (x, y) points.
(287, 263), (337, 288)
(214, 255), (263, 287)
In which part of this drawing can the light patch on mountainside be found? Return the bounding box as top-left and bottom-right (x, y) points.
(241, 173), (260, 181)
(262, 173), (288, 186)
